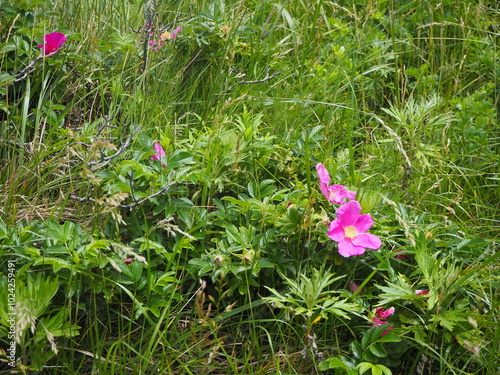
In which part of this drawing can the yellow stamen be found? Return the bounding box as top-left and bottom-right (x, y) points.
(344, 225), (358, 239)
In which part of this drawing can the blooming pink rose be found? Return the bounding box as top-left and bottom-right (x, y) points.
(315, 163), (356, 204)
(348, 280), (363, 295)
(327, 200), (382, 257)
(38, 32), (66, 55)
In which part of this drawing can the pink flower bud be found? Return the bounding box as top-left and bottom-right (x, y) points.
(38, 32), (66, 55)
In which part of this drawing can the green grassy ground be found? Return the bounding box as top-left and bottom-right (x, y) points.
(1, 0), (499, 374)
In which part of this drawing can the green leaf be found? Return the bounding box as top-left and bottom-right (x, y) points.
(369, 343), (388, 358)
(166, 150), (193, 168)
(362, 348), (379, 363)
(350, 340), (363, 359)
(375, 364), (392, 375)
(43, 220), (72, 243)
(155, 272), (177, 287)
(257, 258), (274, 268)
(362, 325), (391, 349)
(375, 332), (401, 343)
(32, 258), (72, 272)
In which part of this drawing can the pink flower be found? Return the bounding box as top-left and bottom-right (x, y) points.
(124, 258), (133, 264)
(170, 26), (182, 39)
(315, 163), (356, 204)
(38, 32), (66, 55)
(348, 280), (363, 295)
(373, 307), (395, 336)
(416, 290), (430, 297)
(327, 200), (382, 257)
(375, 307), (395, 319)
(151, 141), (166, 167)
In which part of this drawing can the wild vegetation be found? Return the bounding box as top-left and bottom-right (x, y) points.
(0, 0), (499, 374)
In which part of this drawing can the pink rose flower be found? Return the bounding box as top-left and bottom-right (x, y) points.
(315, 163), (356, 204)
(38, 32), (66, 55)
(327, 200), (382, 257)
(416, 290), (430, 297)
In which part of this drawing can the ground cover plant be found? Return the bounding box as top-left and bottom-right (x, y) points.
(0, 0), (499, 374)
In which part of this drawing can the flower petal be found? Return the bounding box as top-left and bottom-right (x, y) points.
(152, 141), (166, 161)
(338, 239), (366, 257)
(327, 184), (349, 204)
(315, 163), (331, 186)
(351, 233), (382, 250)
(373, 316), (386, 325)
(336, 200), (362, 226)
(353, 213), (374, 232)
(40, 32), (66, 55)
(375, 307), (395, 319)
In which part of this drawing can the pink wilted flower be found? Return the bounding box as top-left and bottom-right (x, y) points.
(38, 32), (66, 55)
(327, 200), (382, 257)
(315, 163), (356, 204)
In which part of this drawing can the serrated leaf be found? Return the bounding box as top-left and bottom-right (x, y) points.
(430, 309), (467, 331)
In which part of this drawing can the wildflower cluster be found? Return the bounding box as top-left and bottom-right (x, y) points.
(146, 24), (181, 50)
